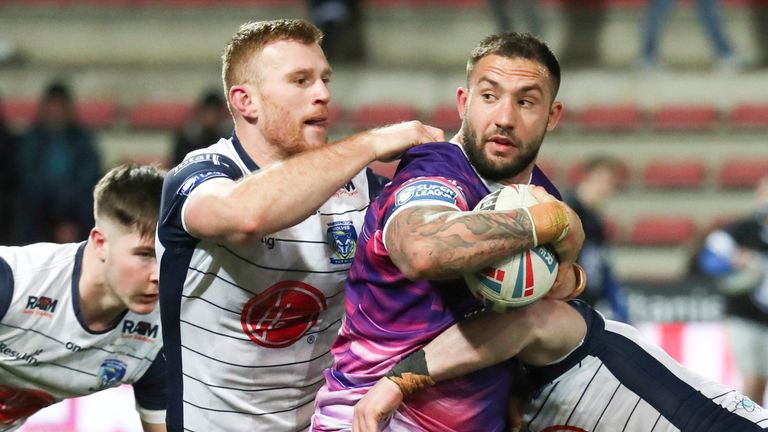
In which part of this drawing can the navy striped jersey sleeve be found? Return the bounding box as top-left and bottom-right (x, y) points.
(132, 347), (167, 411)
(158, 153), (243, 246)
(0, 256), (12, 321)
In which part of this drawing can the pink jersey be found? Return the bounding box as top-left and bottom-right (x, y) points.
(313, 142), (560, 431)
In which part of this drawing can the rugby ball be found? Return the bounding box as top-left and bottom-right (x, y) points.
(464, 185), (559, 311)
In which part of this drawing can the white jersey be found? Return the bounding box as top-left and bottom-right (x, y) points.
(522, 301), (768, 432)
(157, 135), (386, 432)
(0, 242), (165, 431)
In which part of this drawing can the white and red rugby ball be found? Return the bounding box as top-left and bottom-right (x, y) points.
(464, 185), (559, 311)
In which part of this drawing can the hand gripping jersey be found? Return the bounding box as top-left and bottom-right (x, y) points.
(0, 242), (165, 431)
(313, 142), (560, 432)
(157, 135), (386, 432)
(522, 301), (768, 432)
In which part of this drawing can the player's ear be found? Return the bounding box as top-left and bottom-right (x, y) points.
(456, 87), (468, 120)
(228, 84), (259, 120)
(546, 101), (563, 132)
(90, 227), (108, 262)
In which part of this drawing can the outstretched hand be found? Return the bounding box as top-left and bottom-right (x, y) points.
(367, 121), (444, 162)
(353, 378), (404, 432)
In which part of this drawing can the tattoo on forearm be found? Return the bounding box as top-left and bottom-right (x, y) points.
(389, 206), (534, 276)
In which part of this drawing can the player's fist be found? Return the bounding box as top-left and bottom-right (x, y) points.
(366, 121), (444, 162)
(353, 378), (404, 432)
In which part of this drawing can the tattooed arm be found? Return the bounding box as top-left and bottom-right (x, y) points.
(385, 204), (537, 280)
(384, 184), (584, 298)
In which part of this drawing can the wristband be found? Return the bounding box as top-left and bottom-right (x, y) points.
(564, 263), (587, 300)
(525, 202), (569, 247)
(385, 349), (435, 395)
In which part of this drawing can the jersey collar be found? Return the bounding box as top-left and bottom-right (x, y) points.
(231, 131), (260, 172)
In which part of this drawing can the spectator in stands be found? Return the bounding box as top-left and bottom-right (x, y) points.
(170, 90), (230, 167)
(0, 94), (18, 245)
(559, 0), (608, 68)
(749, 0), (768, 68)
(307, 0), (366, 63)
(486, 0), (544, 36)
(699, 175), (768, 405)
(565, 155), (630, 322)
(640, 0), (742, 71)
(16, 81), (102, 244)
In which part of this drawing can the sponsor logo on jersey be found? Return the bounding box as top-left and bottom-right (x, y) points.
(179, 171), (228, 196)
(393, 179), (459, 209)
(334, 180), (359, 197)
(327, 221), (358, 264)
(240, 281), (327, 348)
(23, 295), (58, 317)
(96, 358), (127, 390)
(171, 153), (227, 175)
(122, 320), (159, 342)
(0, 344), (41, 366)
(0, 385), (55, 425)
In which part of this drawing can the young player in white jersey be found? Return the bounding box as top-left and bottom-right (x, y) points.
(156, 19), (443, 432)
(0, 164), (166, 432)
(354, 299), (768, 432)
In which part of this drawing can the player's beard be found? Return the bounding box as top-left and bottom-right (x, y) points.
(259, 98), (315, 158)
(461, 117), (544, 182)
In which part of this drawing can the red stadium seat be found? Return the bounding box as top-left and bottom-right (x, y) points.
(76, 99), (119, 129)
(351, 103), (419, 130)
(603, 217), (621, 242)
(579, 104), (643, 132)
(652, 104), (719, 131)
(642, 159), (705, 189)
(327, 103), (344, 129)
(1, 97), (37, 127)
(428, 103), (461, 132)
(128, 100), (192, 130)
(629, 215), (697, 246)
(717, 158), (768, 188)
(727, 103), (768, 130)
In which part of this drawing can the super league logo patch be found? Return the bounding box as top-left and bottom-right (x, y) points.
(393, 179), (459, 210)
(327, 220), (358, 265)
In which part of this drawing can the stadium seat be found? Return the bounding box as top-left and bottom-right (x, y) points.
(127, 100), (192, 130)
(76, 99), (119, 129)
(642, 159), (705, 189)
(327, 103), (344, 129)
(579, 104), (643, 132)
(651, 104), (719, 131)
(628, 215), (697, 246)
(428, 103), (461, 132)
(717, 158), (768, 188)
(351, 103), (419, 130)
(1, 97), (37, 127)
(727, 103), (768, 130)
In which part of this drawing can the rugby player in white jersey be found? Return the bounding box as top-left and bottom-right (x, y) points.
(156, 19), (443, 432)
(0, 164), (166, 432)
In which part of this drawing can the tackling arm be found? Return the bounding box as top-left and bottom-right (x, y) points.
(353, 300), (587, 432)
(185, 122), (443, 244)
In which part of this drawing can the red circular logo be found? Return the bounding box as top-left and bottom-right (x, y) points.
(0, 386), (55, 424)
(240, 280), (327, 348)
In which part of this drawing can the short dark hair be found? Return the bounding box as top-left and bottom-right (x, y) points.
(466, 32), (561, 98)
(93, 164), (165, 240)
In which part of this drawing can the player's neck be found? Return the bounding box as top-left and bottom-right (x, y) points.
(234, 123), (282, 167)
(78, 241), (127, 332)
